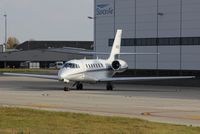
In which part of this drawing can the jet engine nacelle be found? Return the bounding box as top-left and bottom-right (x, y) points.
(111, 60), (128, 72)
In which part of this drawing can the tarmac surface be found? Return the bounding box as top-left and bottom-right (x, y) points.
(0, 75), (200, 126)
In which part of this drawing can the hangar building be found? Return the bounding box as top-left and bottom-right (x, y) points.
(0, 41), (93, 68)
(94, 0), (200, 76)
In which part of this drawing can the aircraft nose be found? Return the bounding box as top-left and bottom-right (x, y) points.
(58, 69), (66, 80)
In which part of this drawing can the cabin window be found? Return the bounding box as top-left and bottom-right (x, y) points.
(64, 63), (79, 68)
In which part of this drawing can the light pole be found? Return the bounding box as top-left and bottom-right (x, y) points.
(4, 14), (7, 46)
(88, 16), (96, 57)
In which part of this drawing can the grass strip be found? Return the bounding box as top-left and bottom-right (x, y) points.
(0, 107), (199, 134)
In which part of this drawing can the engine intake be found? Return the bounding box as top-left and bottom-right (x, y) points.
(112, 60), (121, 70)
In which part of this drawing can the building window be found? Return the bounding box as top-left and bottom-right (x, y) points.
(130, 39), (135, 46)
(193, 37), (200, 45)
(108, 39), (114, 46)
(109, 37), (200, 46)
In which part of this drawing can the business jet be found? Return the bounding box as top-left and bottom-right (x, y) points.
(3, 29), (195, 91)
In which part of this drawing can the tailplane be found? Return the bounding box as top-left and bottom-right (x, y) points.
(53, 29), (158, 58)
(107, 29), (122, 62)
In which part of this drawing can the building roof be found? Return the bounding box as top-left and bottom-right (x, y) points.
(16, 40), (93, 50)
(0, 48), (92, 62)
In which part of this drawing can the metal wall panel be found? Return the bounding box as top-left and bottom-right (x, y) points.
(95, 0), (200, 70)
(182, 46), (200, 70)
(182, 0), (200, 37)
(115, 0), (135, 38)
(158, 0), (181, 37)
(135, 46), (157, 69)
(136, 0), (157, 38)
(158, 46), (181, 69)
(95, 0), (115, 56)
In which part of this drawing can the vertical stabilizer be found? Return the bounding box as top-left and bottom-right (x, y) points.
(107, 29), (122, 62)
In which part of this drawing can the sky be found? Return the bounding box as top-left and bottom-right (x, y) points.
(0, 0), (94, 44)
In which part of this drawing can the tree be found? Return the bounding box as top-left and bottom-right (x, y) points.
(6, 37), (20, 49)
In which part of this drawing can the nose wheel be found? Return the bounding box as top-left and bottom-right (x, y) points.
(64, 87), (70, 91)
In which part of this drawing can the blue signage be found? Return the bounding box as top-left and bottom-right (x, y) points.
(96, 4), (114, 16)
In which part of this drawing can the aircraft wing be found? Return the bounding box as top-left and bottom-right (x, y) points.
(3, 73), (58, 80)
(99, 76), (195, 82)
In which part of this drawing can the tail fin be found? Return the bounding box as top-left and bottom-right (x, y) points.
(107, 29), (122, 62)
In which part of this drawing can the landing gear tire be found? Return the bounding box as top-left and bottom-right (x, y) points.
(76, 83), (83, 90)
(106, 83), (113, 91)
(64, 87), (70, 91)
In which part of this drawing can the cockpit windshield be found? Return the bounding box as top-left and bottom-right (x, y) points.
(63, 63), (80, 68)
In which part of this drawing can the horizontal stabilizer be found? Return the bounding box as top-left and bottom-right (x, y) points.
(47, 48), (159, 56)
(79, 52), (160, 55)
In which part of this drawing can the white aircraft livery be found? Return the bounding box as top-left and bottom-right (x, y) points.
(3, 30), (195, 91)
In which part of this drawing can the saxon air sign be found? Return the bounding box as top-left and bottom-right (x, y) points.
(96, 4), (114, 16)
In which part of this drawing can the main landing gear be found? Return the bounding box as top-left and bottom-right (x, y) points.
(106, 82), (113, 91)
(76, 83), (83, 90)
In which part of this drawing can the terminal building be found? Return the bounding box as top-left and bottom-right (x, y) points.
(94, 0), (200, 76)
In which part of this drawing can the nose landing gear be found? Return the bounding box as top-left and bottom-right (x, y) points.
(64, 87), (70, 91)
(63, 82), (83, 91)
